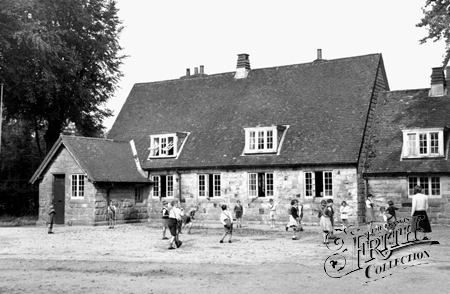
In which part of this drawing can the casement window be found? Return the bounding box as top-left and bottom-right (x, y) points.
(244, 126), (287, 154)
(402, 128), (444, 158)
(151, 175), (174, 198)
(135, 186), (144, 202)
(408, 176), (441, 196)
(71, 174), (85, 198)
(198, 174), (221, 197)
(248, 172), (274, 197)
(304, 171), (333, 197)
(149, 134), (177, 158)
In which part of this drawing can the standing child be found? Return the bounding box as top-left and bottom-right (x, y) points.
(340, 201), (349, 229)
(326, 199), (335, 239)
(268, 199), (279, 229)
(48, 204), (56, 234)
(220, 205), (233, 243)
(234, 200), (243, 228)
(386, 200), (398, 231)
(161, 201), (169, 240)
(297, 200), (304, 231)
(365, 194), (376, 235)
(107, 201), (117, 229)
(319, 200), (332, 244)
(167, 200), (182, 250)
(285, 200), (300, 240)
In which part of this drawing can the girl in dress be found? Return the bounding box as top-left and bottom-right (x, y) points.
(340, 201), (349, 229)
(318, 200), (333, 244)
(286, 200), (300, 240)
(365, 194), (375, 235)
(234, 200), (243, 228)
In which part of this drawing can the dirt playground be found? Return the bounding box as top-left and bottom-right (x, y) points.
(0, 221), (449, 294)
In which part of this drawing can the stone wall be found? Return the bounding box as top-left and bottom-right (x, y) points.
(368, 175), (450, 224)
(147, 166), (359, 226)
(94, 184), (150, 224)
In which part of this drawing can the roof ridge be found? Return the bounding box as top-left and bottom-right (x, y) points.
(61, 135), (116, 142)
(132, 53), (382, 87)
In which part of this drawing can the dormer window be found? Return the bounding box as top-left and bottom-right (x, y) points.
(244, 126), (287, 154)
(402, 128), (445, 158)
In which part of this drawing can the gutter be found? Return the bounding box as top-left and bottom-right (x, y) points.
(130, 139), (147, 178)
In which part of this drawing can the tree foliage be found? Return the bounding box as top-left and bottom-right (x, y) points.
(0, 0), (124, 152)
(417, 0), (450, 67)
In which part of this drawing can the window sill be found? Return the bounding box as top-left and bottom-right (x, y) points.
(148, 156), (177, 159)
(402, 155), (445, 159)
(243, 151), (277, 155)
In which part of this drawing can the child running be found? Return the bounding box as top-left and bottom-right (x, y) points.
(47, 204), (56, 234)
(234, 200), (243, 228)
(339, 201), (349, 229)
(181, 204), (200, 234)
(220, 204), (233, 243)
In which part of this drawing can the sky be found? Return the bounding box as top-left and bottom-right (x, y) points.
(103, 0), (446, 130)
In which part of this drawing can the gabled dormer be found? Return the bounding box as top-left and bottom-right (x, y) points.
(148, 132), (189, 159)
(243, 125), (287, 155)
(401, 128), (445, 159)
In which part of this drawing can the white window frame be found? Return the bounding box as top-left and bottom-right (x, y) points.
(198, 174), (221, 197)
(304, 171), (333, 198)
(408, 176), (441, 198)
(71, 174), (85, 199)
(248, 172), (274, 198)
(244, 127), (278, 154)
(151, 175), (174, 198)
(148, 134), (178, 158)
(402, 128), (444, 158)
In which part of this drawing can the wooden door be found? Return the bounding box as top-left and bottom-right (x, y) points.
(53, 174), (65, 224)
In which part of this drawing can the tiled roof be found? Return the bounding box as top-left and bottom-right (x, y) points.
(30, 136), (151, 183)
(364, 89), (450, 174)
(108, 54), (387, 170)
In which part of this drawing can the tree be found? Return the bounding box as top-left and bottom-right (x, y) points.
(0, 0), (124, 153)
(417, 0), (450, 67)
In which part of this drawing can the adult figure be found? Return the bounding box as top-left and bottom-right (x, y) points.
(411, 185), (431, 240)
(365, 194), (375, 235)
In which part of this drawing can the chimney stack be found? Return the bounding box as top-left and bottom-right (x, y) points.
(186, 68), (190, 77)
(430, 67), (446, 97)
(194, 67), (199, 75)
(235, 53), (250, 79)
(200, 65), (204, 75)
(313, 48), (327, 63)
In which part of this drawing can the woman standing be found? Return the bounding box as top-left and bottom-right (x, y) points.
(365, 194), (375, 235)
(411, 185), (432, 240)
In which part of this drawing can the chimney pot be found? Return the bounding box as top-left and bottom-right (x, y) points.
(200, 65), (204, 74)
(317, 49), (322, 60)
(194, 67), (198, 75)
(186, 68), (190, 76)
(430, 67), (446, 97)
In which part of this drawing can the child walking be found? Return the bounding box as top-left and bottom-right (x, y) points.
(234, 200), (243, 228)
(167, 200), (182, 250)
(220, 205), (233, 243)
(340, 201), (349, 229)
(48, 204), (56, 234)
(161, 200), (169, 240)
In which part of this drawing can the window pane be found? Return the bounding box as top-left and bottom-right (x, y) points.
(78, 175), (84, 197)
(249, 132), (256, 150)
(249, 173), (257, 197)
(430, 132), (439, 154)
(199, 175), (206, 197)
(408, 177), (417, 195)
(431, 177), (440, 195)
(420, 177), (429, 195)
(266, 173), (274, 196)
(71, 175), (77, 197)
(258, 131), (264, 149)
(160, 137), (167, 155)
(324, 172), (333, 196)
(152, 176), (160, 197)
(305, 172), (312, 196)
(407, 134), (416, 156)
(153, 138), (160, 156)
(419, 134), (427, 154)
(267, 130), (273, 149)
(214, 174), (221, 197)
(167, 175), (173, 197)
(167, 137), (174, 156)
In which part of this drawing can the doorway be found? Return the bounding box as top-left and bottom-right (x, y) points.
(53, 174), (65, 224)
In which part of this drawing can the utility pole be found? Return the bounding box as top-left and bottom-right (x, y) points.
(0, 83), (3, 156)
